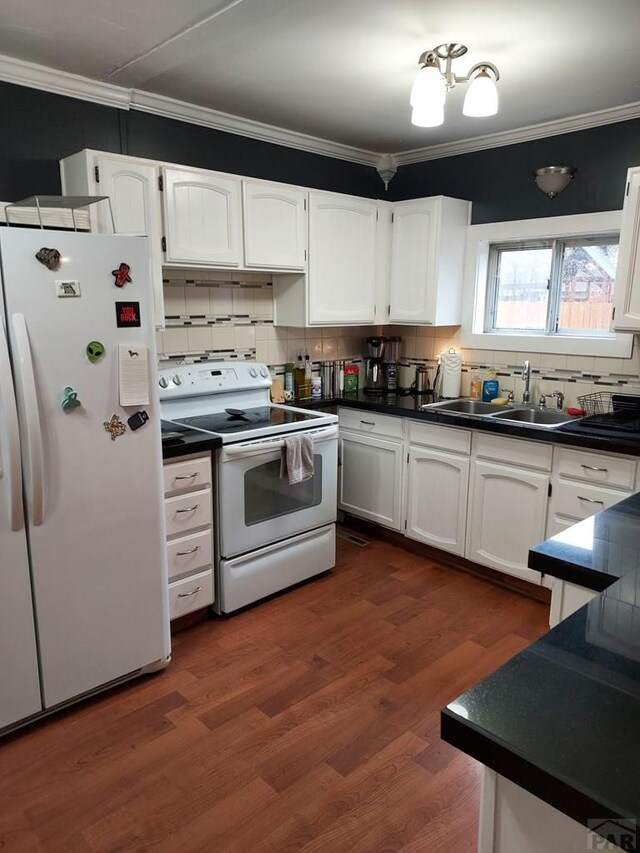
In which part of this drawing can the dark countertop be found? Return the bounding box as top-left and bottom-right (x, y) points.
(441, 494), (640, 832)
(529, 492), (640, 592)
(304, 391), (640, 456)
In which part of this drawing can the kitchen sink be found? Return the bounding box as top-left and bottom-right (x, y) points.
(421, 399), (510, 416)
(490, 408), (579, 428)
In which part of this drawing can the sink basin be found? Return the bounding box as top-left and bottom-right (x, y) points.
(490, 408), (578, 428)
(422, 399), (509, 416)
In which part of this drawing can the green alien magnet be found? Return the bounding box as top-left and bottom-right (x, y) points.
(86, 341), (105, 363)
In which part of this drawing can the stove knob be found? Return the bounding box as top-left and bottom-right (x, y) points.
(158, 377), (168, 389)
(260, 367), (269, 378)
(249, 367), (258, 378)
(172, 375), (182, 386)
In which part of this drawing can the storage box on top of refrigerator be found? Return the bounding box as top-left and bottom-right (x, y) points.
(0, 228), (170, 734)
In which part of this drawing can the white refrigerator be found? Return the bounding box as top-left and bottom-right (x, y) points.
(0, 228), (170, 732)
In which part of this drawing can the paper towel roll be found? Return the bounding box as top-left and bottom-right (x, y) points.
(440, 351), (462, 398)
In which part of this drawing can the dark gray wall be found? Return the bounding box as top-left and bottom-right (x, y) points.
(1, 80), (639, 223)
(389, 119), (640, 223)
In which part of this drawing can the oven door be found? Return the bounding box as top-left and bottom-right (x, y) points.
(217, 425), (338, 558)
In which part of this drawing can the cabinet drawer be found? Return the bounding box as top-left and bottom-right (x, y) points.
(409, 421), (471, 455)
(474, 433), (552, 471)
(169, 570), (214, 620)
(554, 447), (636, 490)
(163, 454), (212, 494)
(165, 489), (212, 537)
(166, 529), (213, 582)
(551, 479), (629, 522)
(338, 407), (404, 439)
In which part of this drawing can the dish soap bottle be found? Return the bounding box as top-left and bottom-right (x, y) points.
(482, 368), (500, 403)
(469, 372), (482, 400)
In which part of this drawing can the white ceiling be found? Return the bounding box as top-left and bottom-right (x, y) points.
(1, 0), (640, 155)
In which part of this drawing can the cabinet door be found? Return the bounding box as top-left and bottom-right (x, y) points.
(308, 192), (377, 325)
(338, 431), (403, 529)
(243, 181), (307, 269)
(162, 167), (242, 266)
(612, 167), (640, 331)
(388, 198), (439, 324)
(467, 459), (548, 583)
(406, 447), (469, 556)
(95, 155), (165, 328)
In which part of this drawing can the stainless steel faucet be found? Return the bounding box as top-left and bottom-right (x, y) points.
(522, 360), (531, 404)
(550, 390), (565, 410)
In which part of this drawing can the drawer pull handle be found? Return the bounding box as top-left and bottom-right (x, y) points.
(175, 473), (198, 480)
(360, 420), (375, 426)
(176, 546), (202, 556)
(580, 464), (608, 473)
(176, 504), (200, 513)
(178, 586), (202, 598)
(577, 495), (604, 505)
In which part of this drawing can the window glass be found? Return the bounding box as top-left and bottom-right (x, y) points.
(556, 240), (618, 333)
(493, 247), (552, 331)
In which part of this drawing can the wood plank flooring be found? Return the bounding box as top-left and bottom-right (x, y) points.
(0, 533), (548, 852)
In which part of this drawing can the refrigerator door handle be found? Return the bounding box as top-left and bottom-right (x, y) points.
(11, 314), (44, 526)
(0, 319), (24, 531)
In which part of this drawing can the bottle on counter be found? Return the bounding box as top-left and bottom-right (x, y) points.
(300, 353), (313, 400)
(469, 372), (482, 400)
(482, 368), (500, 402)
(284, 362), (295, 400)
(294, 354), (305, 400)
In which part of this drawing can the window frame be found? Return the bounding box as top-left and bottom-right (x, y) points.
(484, 234), (619, 338)
(460, 210), (632, 358)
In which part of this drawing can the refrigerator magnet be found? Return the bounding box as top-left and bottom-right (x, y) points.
(103, 414), (126, 441)
(127, 410), (149, 431)
(86, 341), (106, 363)
(35, 247), (61, 271)
(111, 263), (132, 288)
(115, 301), (141, 328)
(56, 280), (81, 297)
(61, 387), (81, 412)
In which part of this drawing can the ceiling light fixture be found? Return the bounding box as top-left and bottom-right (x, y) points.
(533, 166), (576, 198)
(410, 44), (499, 128)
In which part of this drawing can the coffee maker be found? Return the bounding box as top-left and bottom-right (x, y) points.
(365, 336), (387, 394)
(384, 336), (401, 391)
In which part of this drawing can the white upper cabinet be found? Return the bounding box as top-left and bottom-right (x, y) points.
(60, 150), (165, 328)
(308, 191), (377, 325)
(612, 166), (640, 331)
(388, 196), (470, 325)
(161, 166), (242, 267)
(242, 180), (307, 270)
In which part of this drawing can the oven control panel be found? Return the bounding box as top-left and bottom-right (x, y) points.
(158, 361), (271, 399)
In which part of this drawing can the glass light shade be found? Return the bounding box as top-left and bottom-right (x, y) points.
(410, 64), (446, 108)
(411, 104), (444, 127)
(534, 167), (575, 198)
(462, 70), (498, 117)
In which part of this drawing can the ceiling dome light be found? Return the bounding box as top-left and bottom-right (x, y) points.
(411, 104), (444, 127)
(462, 66), (499, 117)
(534, 166), (576, 198)
(410, 62), (446, 108)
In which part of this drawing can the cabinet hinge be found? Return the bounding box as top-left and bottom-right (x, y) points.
(404, 519), (407, 530)
(407, 453), (410, 464)
(304, 198), (307, 210)
(612, 306), (616, 321)
(158, 174), (164, 191)
(376, 210), (379, 221)
(161, 236), (167, 252)
(388, 304), (391, 316)
(548, 483), (552, 497)
(93, 165), (99, 183)
(391, 212), (395, 223)
(304, 248), (307, 261)
(626, 181), (630, 197)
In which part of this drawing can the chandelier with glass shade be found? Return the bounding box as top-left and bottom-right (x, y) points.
(410, 43), (499, 127)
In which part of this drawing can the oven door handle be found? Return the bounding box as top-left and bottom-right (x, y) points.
(221, 425), (338, 458)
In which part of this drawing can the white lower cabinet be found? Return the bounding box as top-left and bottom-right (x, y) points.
(338, 430), (404, 530)
(163, 452), (215, 619)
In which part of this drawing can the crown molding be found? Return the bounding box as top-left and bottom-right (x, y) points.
(394, 101), (640, 165)
(129, 90), (379, 166)
(0, 53), (379, 167)
(0, 54), (131, 110)
(2, 52), (640, 172)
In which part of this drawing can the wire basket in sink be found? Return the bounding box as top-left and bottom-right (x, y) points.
(577, 391), (640, 429)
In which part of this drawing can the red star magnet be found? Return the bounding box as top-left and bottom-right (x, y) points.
(111, 263), (132, 288)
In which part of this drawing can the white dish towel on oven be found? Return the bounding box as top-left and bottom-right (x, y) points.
(280, 433), (314, 484)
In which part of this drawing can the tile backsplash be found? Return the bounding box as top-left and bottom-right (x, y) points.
(156, 268), (374, 367)
(156, 270), (640, 409)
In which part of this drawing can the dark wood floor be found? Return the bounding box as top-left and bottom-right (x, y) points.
(1, 534), (548, 852)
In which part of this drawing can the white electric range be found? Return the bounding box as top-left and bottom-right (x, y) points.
(159, 361), (338, 613)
